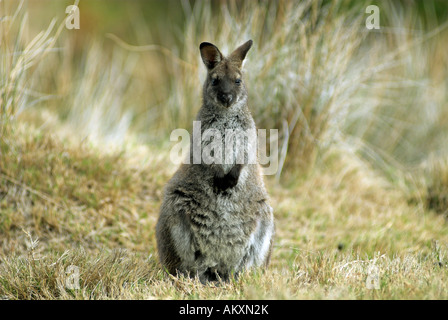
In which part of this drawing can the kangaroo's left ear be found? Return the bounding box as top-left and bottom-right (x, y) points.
(229, 40), (253, 68)
(200, 42), (223, 70)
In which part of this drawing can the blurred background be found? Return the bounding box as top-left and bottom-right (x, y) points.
(2, 0), (448, 223)
(3, 0), (448, 176)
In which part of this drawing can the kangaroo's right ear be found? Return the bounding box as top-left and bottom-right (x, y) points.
(200, 42), (223, 70)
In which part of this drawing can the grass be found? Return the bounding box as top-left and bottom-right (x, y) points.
(1, 0), (448, 299)
(422, 157), (448, 217)
(1, 123), (448, 299)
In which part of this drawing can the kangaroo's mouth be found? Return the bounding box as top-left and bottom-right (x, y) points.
(215, 99), (233, 108)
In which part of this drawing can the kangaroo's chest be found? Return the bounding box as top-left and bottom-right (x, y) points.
(201, 117), (257, 174)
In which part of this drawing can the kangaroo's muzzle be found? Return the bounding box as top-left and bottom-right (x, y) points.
(218, 92), (233, 107)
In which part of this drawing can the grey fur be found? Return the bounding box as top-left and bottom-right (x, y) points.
(156, 40), (274, 283)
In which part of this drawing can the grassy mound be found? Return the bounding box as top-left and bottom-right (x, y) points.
(1, 125), (447, 299)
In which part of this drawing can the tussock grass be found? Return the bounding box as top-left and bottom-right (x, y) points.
(0, 0), (62, 138)
(0, 124), (169, 255)
(423, 158), (448, 217)
(155, 0), (371, 173)
(13, 1), (448, 177)
(144, 0), (448, 176)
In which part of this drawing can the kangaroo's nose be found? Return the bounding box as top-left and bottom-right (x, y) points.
(218, 92), (233, 106)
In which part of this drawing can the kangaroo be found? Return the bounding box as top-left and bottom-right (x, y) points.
(156, 40), (274, 283)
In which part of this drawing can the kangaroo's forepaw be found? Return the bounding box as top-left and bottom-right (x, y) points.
(214, 164), (243, 193)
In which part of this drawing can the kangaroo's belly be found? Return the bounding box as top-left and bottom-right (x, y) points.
(190, 192), (273, 273)
(191, 195), (254, 268)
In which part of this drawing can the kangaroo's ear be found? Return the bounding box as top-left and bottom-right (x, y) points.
(200, 42), (223, 70)
(229, 40), (253, 68)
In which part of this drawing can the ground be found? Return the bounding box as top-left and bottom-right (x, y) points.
(1, 123), (447, 300)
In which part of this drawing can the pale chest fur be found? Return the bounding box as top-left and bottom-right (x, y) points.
(200, 113), (257, 174)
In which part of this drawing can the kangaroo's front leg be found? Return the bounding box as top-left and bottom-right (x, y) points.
(213, 164), (243, 192)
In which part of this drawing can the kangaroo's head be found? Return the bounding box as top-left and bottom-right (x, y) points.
(200, 40), (253, 109)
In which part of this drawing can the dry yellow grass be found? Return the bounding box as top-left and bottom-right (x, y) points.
(1, 0), (448, 300)
(1, 123), (448, 299)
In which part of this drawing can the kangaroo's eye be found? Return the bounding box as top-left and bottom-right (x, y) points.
(235, 79), (242, 85)
(211, 78), (219, 86)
